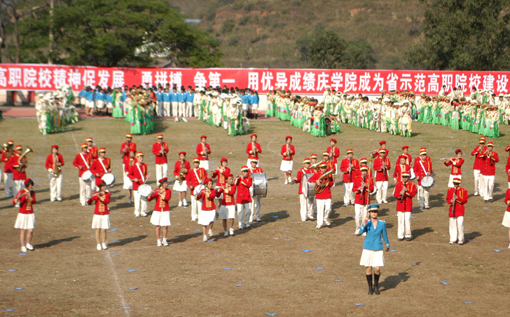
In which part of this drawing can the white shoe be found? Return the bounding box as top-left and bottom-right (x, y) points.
(458, 241), (464, 245)
(51, 199), (55, 202)
(26, 243), (34, 251)
(157, 239), (162, 247)
(178, 201), (183, 207)
(224, 231), (229, 237)
(324, 220), (331, 226)
(449, 242), (454, 245)
(128, 199), (133, 204)
(203, 235), (208, 242)
(191, 217), (197, 221)
(135, 212), (140, 218)
(82, 203), (86, 207)
(174, 117), (178, 122)
(316, 225), (322, 229)
(508, 243), (510, 249)
(284, 180), (288, 185)
(97, 244), (102, 251)
(208, 229), (214, 237)
(21, 246), (27, 253)
(229, 228), (235, 236)
(332, 183), (336, 187)
(256, 218), (261, 222)
(382, 200), (388, 204)
(245, 224), (251, 228)
(102, 243), (108, 250)
(239, 225), (244, 230)
(162, 238), (169, 246)
(141, 212), (148, 217)
(249, 218), (254, 223)
(57, 198), (62, 202)
(355, 229), (361, 236)
(183, 199), (188, 207)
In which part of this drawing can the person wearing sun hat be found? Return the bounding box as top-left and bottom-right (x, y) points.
(45, 145), (64, 202)
(173, 151), (191, 207)
(478, 141), (499, 202)
(128, 151), (149, 217)
(444, 149), (464, 188)
(394, 172), (417, 241)
(280, 136), (296, 184)
(446, 178), (468, 245)
(359, 204), (389, 295)
(73, 143), (93, 206)
(413, 147), (433, 209)
(13, 178), (37, 253)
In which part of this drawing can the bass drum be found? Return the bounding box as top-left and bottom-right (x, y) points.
(138, 184), (152, 198)
(101, 173), (116, 186)
(252, 173), (268, 197)
(421, 176), (435, 188)
(302, 173), (316, 198)
(81, 170), (93, 182)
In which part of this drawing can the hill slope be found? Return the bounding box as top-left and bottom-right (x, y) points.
(169, 0), (425, 69)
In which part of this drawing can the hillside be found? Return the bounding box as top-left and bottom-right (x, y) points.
(168, 0), (425, 69)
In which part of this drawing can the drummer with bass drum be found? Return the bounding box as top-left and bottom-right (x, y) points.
(413, 147), (433, 210)
(128, 152), (150, 218)
(73, 143), (93, 206)
(248, 159), (264, 223)
(187, 158), (207, 222)
(293, 158), (315, 222)
(90, 147), (113, 190)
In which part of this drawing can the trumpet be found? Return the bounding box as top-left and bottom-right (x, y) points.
(122, 144), (129, 159)
(178, 159), (185, 185)
(53, 154), (61, 178)
(310, 160), (324, 169)
(17, 146), (33, 173)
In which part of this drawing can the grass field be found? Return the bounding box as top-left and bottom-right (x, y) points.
(1, 117), (510, 316)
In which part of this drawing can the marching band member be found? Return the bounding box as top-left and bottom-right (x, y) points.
(506, 144), (510, 188)
(11, 145), (28, 206)
(120, 133), (137, 200)
(294, 158), (315, 221)
(413, 147), (433, 210)
(479, 142), (499, 203)
(217, 174), (237, 237)
(13, 178), (36, 252)
(310, 162), (334, 229)
(173, 151), (190, 207)
(86, 137), (98, 162)
(394, 172), (417, 241)
(398, 145), (413, 167)
(246, 133), (262, 167)
(353, 166), (375, 235)
(393, 155), (411, 183)
(326, 138), (341, 174)
(128, 152), (149, 217)
(187, 158), (207, 221)
(360, 204), (389, 296)
(310, 153), (319, 171)
(45, 145), (64, 202)
(443, 149), (464, 187)
(197, 178), (217, 241)
(471, 137), (487, 196)
(248, 159), (263, 222)
(503, 188), (510, 248)
(90, 147), (111, 189)
(73, 143), (93, 206)
(340, 149), (359, 207)
(148, 178), (172, 246)
(2, 140), (14, 197)
(280, 136), (296, 184)
(87, 181), (111, 250)
(212, 158), (231, 211)
(322, 152), (336, 184)
(196, 135), (211, 171)
(152, 134), (169, 182)
(235, 166), (253, 229)
(446, 178), (468, 245)
(372, 140), (389, 158)
(373, 149), (391, 204)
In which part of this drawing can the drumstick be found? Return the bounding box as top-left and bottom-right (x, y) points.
(144, 173), (151, 184)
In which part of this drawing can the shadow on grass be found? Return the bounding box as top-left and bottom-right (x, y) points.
(464, 231), (482, 244)
(380, 272), (411, 292)
(411, 227), (434, 240)
(109, 235), (147, 247)
(34, 236), (80, 249)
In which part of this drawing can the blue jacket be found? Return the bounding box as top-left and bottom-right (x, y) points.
(85, 91), (95, 101)
(170, 92), (178, 102)
(156, 91), (163, 101)
(106, 94), (112, 103)
(162, 92), (171, 102)
(186, 91), (194, 102)
(360, 220), (390, 251)
(252, 94), (259, 104)
(95, 92), (106, 102)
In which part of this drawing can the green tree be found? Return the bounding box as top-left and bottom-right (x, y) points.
(1, 0), (222, 67)
(406, 0), (510, 70)
(307, 29), (347, 69)
(342, 39), (376, 69)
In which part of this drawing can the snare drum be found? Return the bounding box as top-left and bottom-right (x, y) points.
(421, 176), (434, 188)
(138, 184), (152, 197)
(102, 173), (116, 186)
(302, 173), (316, 198)
(252, 173), (268, 197)
(81, 170), (93, 182)
(193, 184), (205, 196)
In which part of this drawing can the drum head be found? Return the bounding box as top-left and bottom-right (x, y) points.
(138, 184), (152, 197)
(81, 170), (92, 182)
(193, 184), (205, 196)
(302, 174), (315, 198)
(102, 173), (115, 185)
(253, 173), (267, 197)
(421, 176), (434, 187)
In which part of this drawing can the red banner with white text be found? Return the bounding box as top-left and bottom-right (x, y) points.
(1, 64), (509, 95)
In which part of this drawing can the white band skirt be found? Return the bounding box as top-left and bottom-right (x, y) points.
(150, 210), (171, 226)
(92, 214), (110, 229)
(219, 205), (236, 219)
(502, 211), (510, 228)
(360, 249), (384, 267)
(280, 160), (293, 172)
(198, 209), (216, 226)
(173, 180), (188, 192)
(14, 213), (35, 229)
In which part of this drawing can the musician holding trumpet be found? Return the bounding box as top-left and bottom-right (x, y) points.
(216, 174), (237, 237)
(187, 158), (207, 221)
(152, 134), (169, 182)
(128, 152), (149, 217)
(13, 178), (36, 253)
(11, 145), (29, 207)
(373, 150), (391, 204)
(246, 133), (262, 167)
(478, 142), (499, 203)
(353, 166), (375, 236)
(87, 181), (111, 251)
(2, 140), (15, 197)
(309, 162), (334, 229)
(470, 137), (486, 196)
(446, 178), (468, 245)
(173, 151), (191, 207)
(442, 149), (464, 188)
(393, 172), (417, 241)
(280, 136), (295, 184)
(148, 178), (172, 247)
(120, 133), (137, 195)
(196, 135), (211, 171)
(45, 145), (64, 202)
(340, 149), (359, 207)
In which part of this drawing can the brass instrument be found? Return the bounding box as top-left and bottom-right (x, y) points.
(330, 145), (335, 158)
(178, 159), (185, 185)
(17, 146), (33, 173)
(286, 143), (290, 158)
(2, 143), (13, 158)
(399, 181), (408, 203)
(122, 144), (129, 159)
(314, 169), (335, 193)
(309, 160), (324, 170)
(53, 154), (61, 178)
(252, 141), (258, 155)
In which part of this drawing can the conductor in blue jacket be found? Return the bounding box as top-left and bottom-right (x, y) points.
(359, 204), (389, 295)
